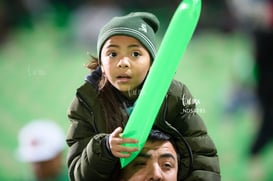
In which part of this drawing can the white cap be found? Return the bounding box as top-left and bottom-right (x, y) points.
(17, 119), (66, 162)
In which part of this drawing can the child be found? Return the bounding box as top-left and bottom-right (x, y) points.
(66, 12), (220, 181)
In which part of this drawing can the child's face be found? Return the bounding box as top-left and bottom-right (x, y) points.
(100, 35), (151, 95)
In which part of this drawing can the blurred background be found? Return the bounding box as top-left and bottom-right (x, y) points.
(1, 0), (273, 180)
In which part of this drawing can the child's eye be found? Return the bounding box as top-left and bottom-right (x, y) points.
(109, 52), (117, 57)
(132, 51), (141, 57)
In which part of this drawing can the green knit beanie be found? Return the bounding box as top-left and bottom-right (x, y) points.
(97, 12), (160, 62)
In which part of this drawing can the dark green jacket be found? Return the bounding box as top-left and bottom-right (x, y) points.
(66, 76), (220, 181)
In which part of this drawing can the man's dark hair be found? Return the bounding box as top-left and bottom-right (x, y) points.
(148, 129), (180, 166)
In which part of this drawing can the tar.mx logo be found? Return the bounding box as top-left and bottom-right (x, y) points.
(181, 94), (205, 114)
(27, 65), (46, 77)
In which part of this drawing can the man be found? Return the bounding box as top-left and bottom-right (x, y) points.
(17, 119), (68, 181)
(119, 129), (179, 181)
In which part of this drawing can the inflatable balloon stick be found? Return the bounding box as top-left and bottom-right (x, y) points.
(120, 0), (202, 168)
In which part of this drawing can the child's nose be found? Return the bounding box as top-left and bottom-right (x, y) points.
(117, 57), (130, 68)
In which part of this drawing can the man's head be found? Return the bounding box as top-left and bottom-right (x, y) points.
(17, 119), (66, 180)
(119, 129), (179, 181)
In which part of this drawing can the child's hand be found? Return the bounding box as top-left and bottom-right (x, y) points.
(109, 127), (138, 158)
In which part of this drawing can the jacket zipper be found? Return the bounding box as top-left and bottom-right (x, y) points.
(161, 95), (193, 179)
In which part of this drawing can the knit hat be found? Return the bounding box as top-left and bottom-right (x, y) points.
(16, 119), (66, 162)
(97, 12), (160, 62)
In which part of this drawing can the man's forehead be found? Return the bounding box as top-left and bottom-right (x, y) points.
(140, 141), (176, 157)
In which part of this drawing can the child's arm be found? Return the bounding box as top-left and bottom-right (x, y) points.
(66, 96), (119, 181)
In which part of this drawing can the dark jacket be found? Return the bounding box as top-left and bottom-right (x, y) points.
(66, 71), (221, 181)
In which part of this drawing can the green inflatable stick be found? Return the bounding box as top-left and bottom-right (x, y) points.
(120, 0), (202, 168)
